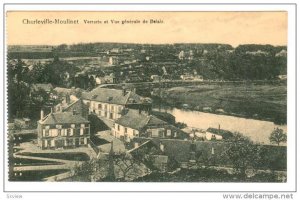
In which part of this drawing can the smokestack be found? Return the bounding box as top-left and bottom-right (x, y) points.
(218, 124), (220, 135)
(40, 110), (44, 120)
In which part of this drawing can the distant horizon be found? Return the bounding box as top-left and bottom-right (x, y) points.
(7, 42), (287, 48)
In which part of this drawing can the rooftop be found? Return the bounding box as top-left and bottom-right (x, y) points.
(115, 109), (168, 131)
(39, 112), (89, 125)
(81, 87), (146, 105)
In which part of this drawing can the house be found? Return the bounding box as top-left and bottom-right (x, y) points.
(95, 74), (117, 85)
(14, 118), (31, 129)
(133, 138), (228, 168)
(37, 110), (90, 149)
(81, 87), (151, 120)
(109, 56), (119, 65)
(112, 109), (188, 141)
(128, 140), (168, 172)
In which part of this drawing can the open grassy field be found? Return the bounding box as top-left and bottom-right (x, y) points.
(157, 82), (287, 124)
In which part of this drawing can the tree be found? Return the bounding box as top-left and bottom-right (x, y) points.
(223, 133), (262, 178)
(72, 143), (149, 182)
(269, 128), (287, 146)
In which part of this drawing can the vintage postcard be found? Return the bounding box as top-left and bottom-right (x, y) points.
(2, 2), (297, 195)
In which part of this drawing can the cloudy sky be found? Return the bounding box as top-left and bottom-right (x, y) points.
(6, 11), (287, 46)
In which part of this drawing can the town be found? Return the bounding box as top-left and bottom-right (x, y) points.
(7, 42), (287, 182)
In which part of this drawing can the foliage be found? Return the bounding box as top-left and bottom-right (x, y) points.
(269, 128), (287, 146)
(223, 133), (262, 178)
(72, 152), (147, 182)
(174, 122), (187, 129)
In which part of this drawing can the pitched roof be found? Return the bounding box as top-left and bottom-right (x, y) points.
(62, 99), (88, 112)
(81, 87), (145, 105)
(148, 138), (227, 163)
(39, 112), (89, 125)
(114, 109), (168, 130)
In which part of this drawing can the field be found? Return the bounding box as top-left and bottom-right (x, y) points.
(156, 82), (287, 124)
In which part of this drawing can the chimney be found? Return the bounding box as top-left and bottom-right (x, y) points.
(66, 95), (70, 104)
(122, 84), (126, 96)
(218, 124), (221, 135)
(159, 142), (164, 152)
(73, 109), (77, 115)
(40, 110), (44, 120)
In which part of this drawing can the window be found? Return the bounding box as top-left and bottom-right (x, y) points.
(98, 104), (102, 109)
(134, 130), (139, 137)
(67, 139), (73, 146)
(56, 125), (62, 129)
(174, 132), (177, 138)
(61, 129), (67, 136)
(45, 126), (50, 130)
(80, 128), (84, 135)
(80, 138), (85, 145)
(45, 129), (49, 137)
(70, 129), (73, 136)
(117, 125), (120, 131)
(71, 124), (75, 128)
(81, 124), (85, 128)
(167, 129), (171, 136)
(151, 129), (159, 137)
(125, 128), (128, 133)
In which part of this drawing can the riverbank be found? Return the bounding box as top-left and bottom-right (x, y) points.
(152, 82), (287, 125)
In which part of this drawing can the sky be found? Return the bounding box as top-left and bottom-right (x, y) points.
(6, 11), (287, 47)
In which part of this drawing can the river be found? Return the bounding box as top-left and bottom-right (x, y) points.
(154, 107), (287, 145)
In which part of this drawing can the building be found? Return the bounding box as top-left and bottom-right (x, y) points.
(180, 74), (203, 81)
(113, 109), (188, 141)
(81, 87), (151, 120)
(109, 56), (119, 65)
(37, 111), (90, 149)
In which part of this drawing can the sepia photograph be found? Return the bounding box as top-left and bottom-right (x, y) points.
(4, 6), (295, 193)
